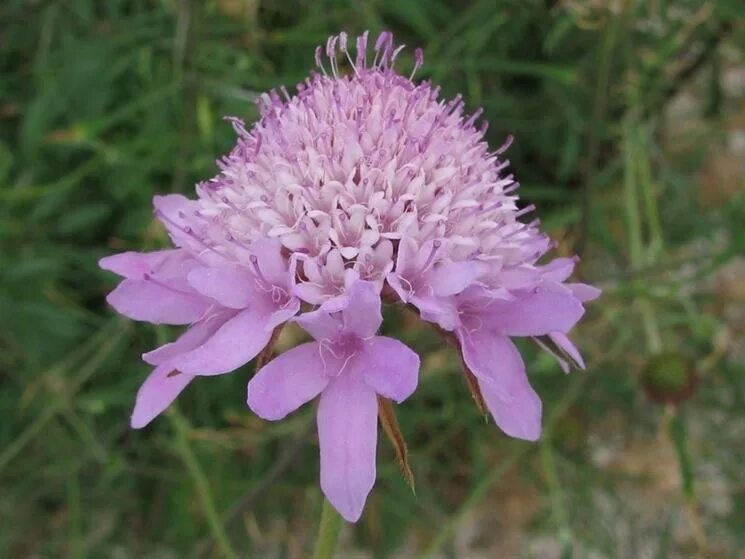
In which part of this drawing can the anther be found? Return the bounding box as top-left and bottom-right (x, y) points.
(420, 240), (442, 272)
(515, 204), (536, 218)
(355, 31), (369, 69)
(496, 134), (514, 155)
(411, 48), (424, 80)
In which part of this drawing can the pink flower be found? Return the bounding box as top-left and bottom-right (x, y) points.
(247, 280), (419, 521)
(100, 206), (300, 427)
(99, 30), (600, 521)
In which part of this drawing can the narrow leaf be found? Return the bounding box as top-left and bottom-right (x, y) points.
(377, 396), (415, 493)
(536, 335), (584, 371)
(459, 355), (488, 419)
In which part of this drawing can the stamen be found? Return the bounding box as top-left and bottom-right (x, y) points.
(410, 48), (424, 80)
(503, 181), (520, 194)
(339, 31), (358, 76)
(249, 254), (272, 291)
(421, 239), (442, 272)
(465, 107), (484, 128)
(355, 31), (369, 69)
(496, 134), (514, 155)
(373, 31), (392, 68)
(315, 46), (327, 75)
(225, 116), (250, 138)
(515, 204), (536, 218)
(326, 35), (339, 77)
(390, 44), (406, 68)
(338, 31), (348, 53)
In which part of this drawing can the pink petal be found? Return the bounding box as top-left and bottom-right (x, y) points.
(152, 194), (200, 248)
(417, 297), (460, 331)
(426, 260), (486, 297)
(142, 312), (230, 365)
(292, 282), (329, 305)
(106, 279), (211, 325)
(480, 283), (584, 336)
(386, 272), (413, 303)
(131, 365), (194, 428)
(99, 249), (179, 279)
(265, 298), (301, 330)
(567, 282), (602, 302)
(187, 265), (254, 309)
(478, 375), (542, 441)
(247, 342), (329, 420)
(341, 280), (382, 338)
(317, 373), (378, 522)
(457, 329), (542, 441)
(498, 266), (542, 290)
(393, 236), (418, 275)
(539, 257), (576, 282)
(247, 238), (290, 287)
(170, 307), (273, 375)
(295, 308), (342, 341)
(357, 336), (420, 403)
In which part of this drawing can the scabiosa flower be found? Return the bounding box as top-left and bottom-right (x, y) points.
(99, 30), (599, 521)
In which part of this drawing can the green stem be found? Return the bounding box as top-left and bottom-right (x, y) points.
(170, 410), (238, 559)
(312, 498), (344, 559)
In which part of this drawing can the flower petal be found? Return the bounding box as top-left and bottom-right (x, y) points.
(247, 342), (329, 420)
(539, 257), (576, 282)
(247, 238), (291, 287)
(295, 308), (342, 341)
(480, 283), (585, 336)
(142, 312), (230, 365)
(171, 308), (273, 375)
(292, 282), (329, 305)
(457, 329), (542, 441)
(357, 337), (420, 402)
(187, 265), (254, 309)
(106, 278), (210, 325)
(341, 280), (382, 338)
(317, 373), (378, 522)
(131, 365), (194, 429)
(266, 298), (301, 331)
(386, 272), (413, 303)
(567, 282), (602, 302)
(478, 374), (542, 441)
(393, 236), (418, 276)
(426, 260), (486, 297)
(99, 250), (180, 279)
(153, 194), (201, 248)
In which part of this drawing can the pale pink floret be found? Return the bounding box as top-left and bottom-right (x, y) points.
(247, 280), (419, 522)
(99, 234), (300, 428)
(99, 30), (600, 521)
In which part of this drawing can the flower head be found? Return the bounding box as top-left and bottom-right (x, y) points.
(99, 30), (599, 521)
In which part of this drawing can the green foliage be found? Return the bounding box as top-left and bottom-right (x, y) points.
(1, 0), (743, 556)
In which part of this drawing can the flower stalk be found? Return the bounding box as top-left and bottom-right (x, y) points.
(312, 498), (344, 559)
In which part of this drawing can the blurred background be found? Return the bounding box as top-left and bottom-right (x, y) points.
(1, 1), (743, 557)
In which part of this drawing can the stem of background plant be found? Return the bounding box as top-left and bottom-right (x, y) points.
(623, 115), (662, 354)
(312, 498), (344, 559)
